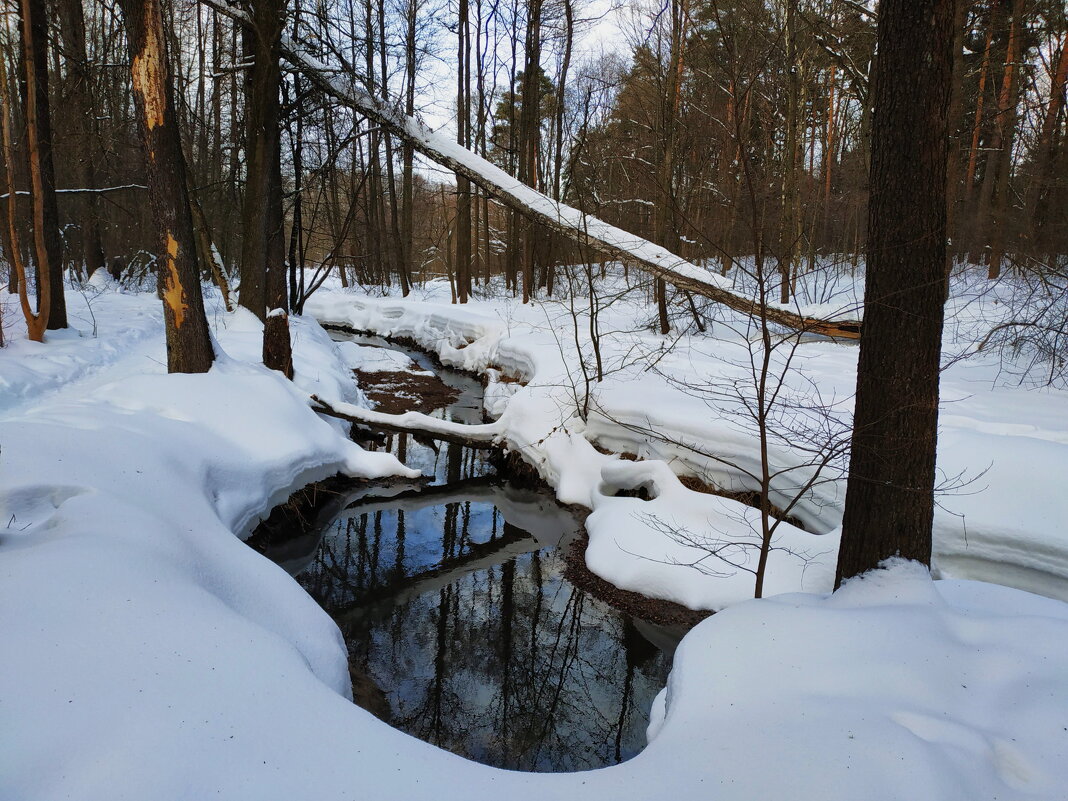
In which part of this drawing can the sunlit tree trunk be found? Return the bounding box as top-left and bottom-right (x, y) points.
(0, 42), (47, 340)
(654, 0), (686, 334)
(20, 0), (65, 329)
(56, 0), (106, 278)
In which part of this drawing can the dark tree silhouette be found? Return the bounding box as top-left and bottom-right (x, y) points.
(835, 0), (955, 585)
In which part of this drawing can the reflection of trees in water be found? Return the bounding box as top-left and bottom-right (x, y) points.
(297, 493), (669, 772)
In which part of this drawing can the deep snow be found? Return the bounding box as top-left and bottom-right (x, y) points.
(2, 271), (1067, 799)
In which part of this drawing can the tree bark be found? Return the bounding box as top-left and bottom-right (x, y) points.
(455, 0), (472, 303)
(20, 0), (66, 328)
(518, 0), (543, 304)
(117, 0), (214, 373)
(242, 0), (292, 377)
(0, 39), (48, 340)
(1023, 35), (1068, 259)
(56, 0), (106, 278)
(982, 0), (1024, 279)
(835, 0), (954, 585)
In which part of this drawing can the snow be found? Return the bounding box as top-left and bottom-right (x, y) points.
(336, 339), (431, 374)
(647, 560), (1068, 800)
(308, 272), (1068, 612)
(3, 272), (1068, 799)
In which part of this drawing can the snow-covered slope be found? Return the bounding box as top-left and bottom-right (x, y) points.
(2, 280), (1067, 800)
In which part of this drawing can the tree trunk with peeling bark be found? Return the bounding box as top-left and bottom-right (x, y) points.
(117, 0), (214, 374)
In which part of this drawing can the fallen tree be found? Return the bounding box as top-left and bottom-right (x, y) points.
(310, 394), (501, 449)
(201, 0), (861, 340)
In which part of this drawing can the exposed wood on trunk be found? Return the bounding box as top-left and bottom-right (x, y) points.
(118, 0), (214, 373)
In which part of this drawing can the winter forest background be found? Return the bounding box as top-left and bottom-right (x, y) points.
(1, 0), (1065, 332)
(2, 0), (1068, 798)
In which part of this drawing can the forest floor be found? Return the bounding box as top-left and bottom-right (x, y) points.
(1, 267), (1067, 800)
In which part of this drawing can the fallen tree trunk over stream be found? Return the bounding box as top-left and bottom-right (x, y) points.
(199, 0), (861, 340)
(310, 394), (502, 449)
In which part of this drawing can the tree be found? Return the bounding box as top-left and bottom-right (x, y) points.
(117, 0), (214, 374)
(0, 24), (49, 341)
(56, 0), (106, 279)
(19, 0), (66, 329)
(240, 0), (293, 378)
(834, 0), (955, 586)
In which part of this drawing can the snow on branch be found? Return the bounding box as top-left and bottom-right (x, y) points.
(200, 0), (860, 339)
(309, 395), (502, 449)
(0, 183), (147, 199)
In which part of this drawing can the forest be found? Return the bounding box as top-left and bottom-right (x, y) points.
(1, 0), (1067, 798)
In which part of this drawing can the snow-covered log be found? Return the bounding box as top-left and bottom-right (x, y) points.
(200, 0), (860, 340)
(309, 394), (502, 449)
(0, 183), (146, 199)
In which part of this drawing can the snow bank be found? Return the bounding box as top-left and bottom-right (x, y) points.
(0, 289), (417, 797)
(309, 290), (843, 609)
(308, 281), (1068, 610)
(646, 560), (1068, 800)
(3, 285), (1068, 800)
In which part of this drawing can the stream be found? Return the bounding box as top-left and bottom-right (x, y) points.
(256, 332), (682, 772)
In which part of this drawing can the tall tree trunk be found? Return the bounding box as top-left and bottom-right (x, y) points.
(0, 38), (48, 340)
(401, 0), (417, 291)
(1023, 35), (1068, 259)
(237, 26), (265, 317)
(117, 0), (214, 373)
(943, 0), (970, 270)
(835, 0), (954, 585)
(654, 0), (686, 334)
(778, 0), (803, 306)
(20, 0), (66, 328)
(518, 0), (543, 303)
(973, 0), (1021, 276)
(455, 0), (472, 302)
(56, 0), (106, 278)
(242, 0), (292, 376)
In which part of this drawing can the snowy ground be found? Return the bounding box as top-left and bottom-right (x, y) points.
(309, 270), (1068, 608)
(2, 270), (1067, 800)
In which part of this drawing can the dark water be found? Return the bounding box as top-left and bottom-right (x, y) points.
(260, 334), (678, 772)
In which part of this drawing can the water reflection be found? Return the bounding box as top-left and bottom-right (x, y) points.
(290, 482), (672, 772)
(268, 332), (676, 771)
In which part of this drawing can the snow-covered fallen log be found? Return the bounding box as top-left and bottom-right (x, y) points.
(0, 183), (146, 199)
(199, 0), (860, 340)
(310, 394), (502, 449)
